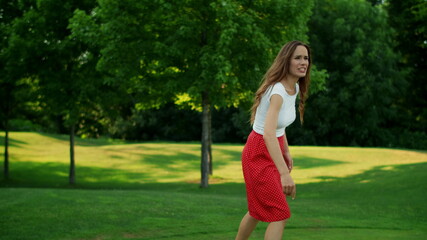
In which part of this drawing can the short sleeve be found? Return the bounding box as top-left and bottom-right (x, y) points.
(268, 83), (286, 102)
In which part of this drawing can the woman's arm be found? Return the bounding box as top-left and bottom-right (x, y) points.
(263, 94), (296, 199)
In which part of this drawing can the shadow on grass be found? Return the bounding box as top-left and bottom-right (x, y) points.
(293, 162), (427, 231)
(140, 152), (200, 172)
(0, 161), (186, 189)
(213, 148), (242, 161)
(294, 155), (344, 169)
(298, 162), (427, 205)
(126, 144), (245, 174)
(1, 158), (426, 200)
(0, 135), (28, 147)
(201, 148), (346, 171)
(0, 160), (249, 198)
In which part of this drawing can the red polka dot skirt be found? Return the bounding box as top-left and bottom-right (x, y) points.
(242, 130), (291, 222)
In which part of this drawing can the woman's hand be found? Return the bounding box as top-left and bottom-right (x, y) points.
(283, 151), (293, 173)
(280, 173), (296, 200)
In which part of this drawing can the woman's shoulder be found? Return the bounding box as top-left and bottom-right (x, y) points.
(270, 82), (286, 94)
(263, 82), (286, 101)
(273, 82), (285, 90)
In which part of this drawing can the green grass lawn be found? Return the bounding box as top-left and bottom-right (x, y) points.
(1, 132), (427, 240)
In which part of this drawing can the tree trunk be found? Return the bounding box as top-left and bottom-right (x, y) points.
(200, 91), (212, 188)
(4, 120), (9, 180)
(208, 108), (213, 175)
(69, 124), (75, 185)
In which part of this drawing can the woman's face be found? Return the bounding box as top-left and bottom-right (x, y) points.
(288, 45), (309, 79)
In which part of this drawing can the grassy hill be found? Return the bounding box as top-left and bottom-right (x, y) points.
(1, 132), (426, 239)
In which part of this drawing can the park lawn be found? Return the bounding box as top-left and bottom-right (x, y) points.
(1, 132), (427, 240)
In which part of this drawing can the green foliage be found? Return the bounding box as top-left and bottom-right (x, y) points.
(305, 0), (406, 147)
(7, 119), (42, 131)
(307, 64), (328, 95)
(1, 0), (102, 134)
(70, 0), (174, 110)
(161, 0), (315, 108)
(70, 0), (316, 108)
(103, 103), (250, 143)
(107, 103), (202, 141)
(386, 0), (427, 134)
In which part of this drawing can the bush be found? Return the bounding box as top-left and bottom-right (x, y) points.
(7, 119), (42, 132)
(389, 129), (427, 150)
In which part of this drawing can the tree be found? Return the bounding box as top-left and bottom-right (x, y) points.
(71, 0), (323, 187)
(0, 0), (37, 180)
(72, 0), (317, 187)
(7, 0), (100, 184)
(386, 0), (427, 148)
(306, 0), (403, 147)
(157, 0), (322, 187)
(0, 0), (16, 180)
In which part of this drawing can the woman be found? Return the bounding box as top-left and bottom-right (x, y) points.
(235, 41), (311, 240)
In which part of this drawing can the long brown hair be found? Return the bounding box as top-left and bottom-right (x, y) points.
(250, 40), (312, 124)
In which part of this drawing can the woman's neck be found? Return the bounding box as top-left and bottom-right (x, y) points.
(281, 77), (298, 91)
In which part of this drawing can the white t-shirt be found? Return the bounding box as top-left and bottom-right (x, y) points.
(253, 82), (299, 137)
